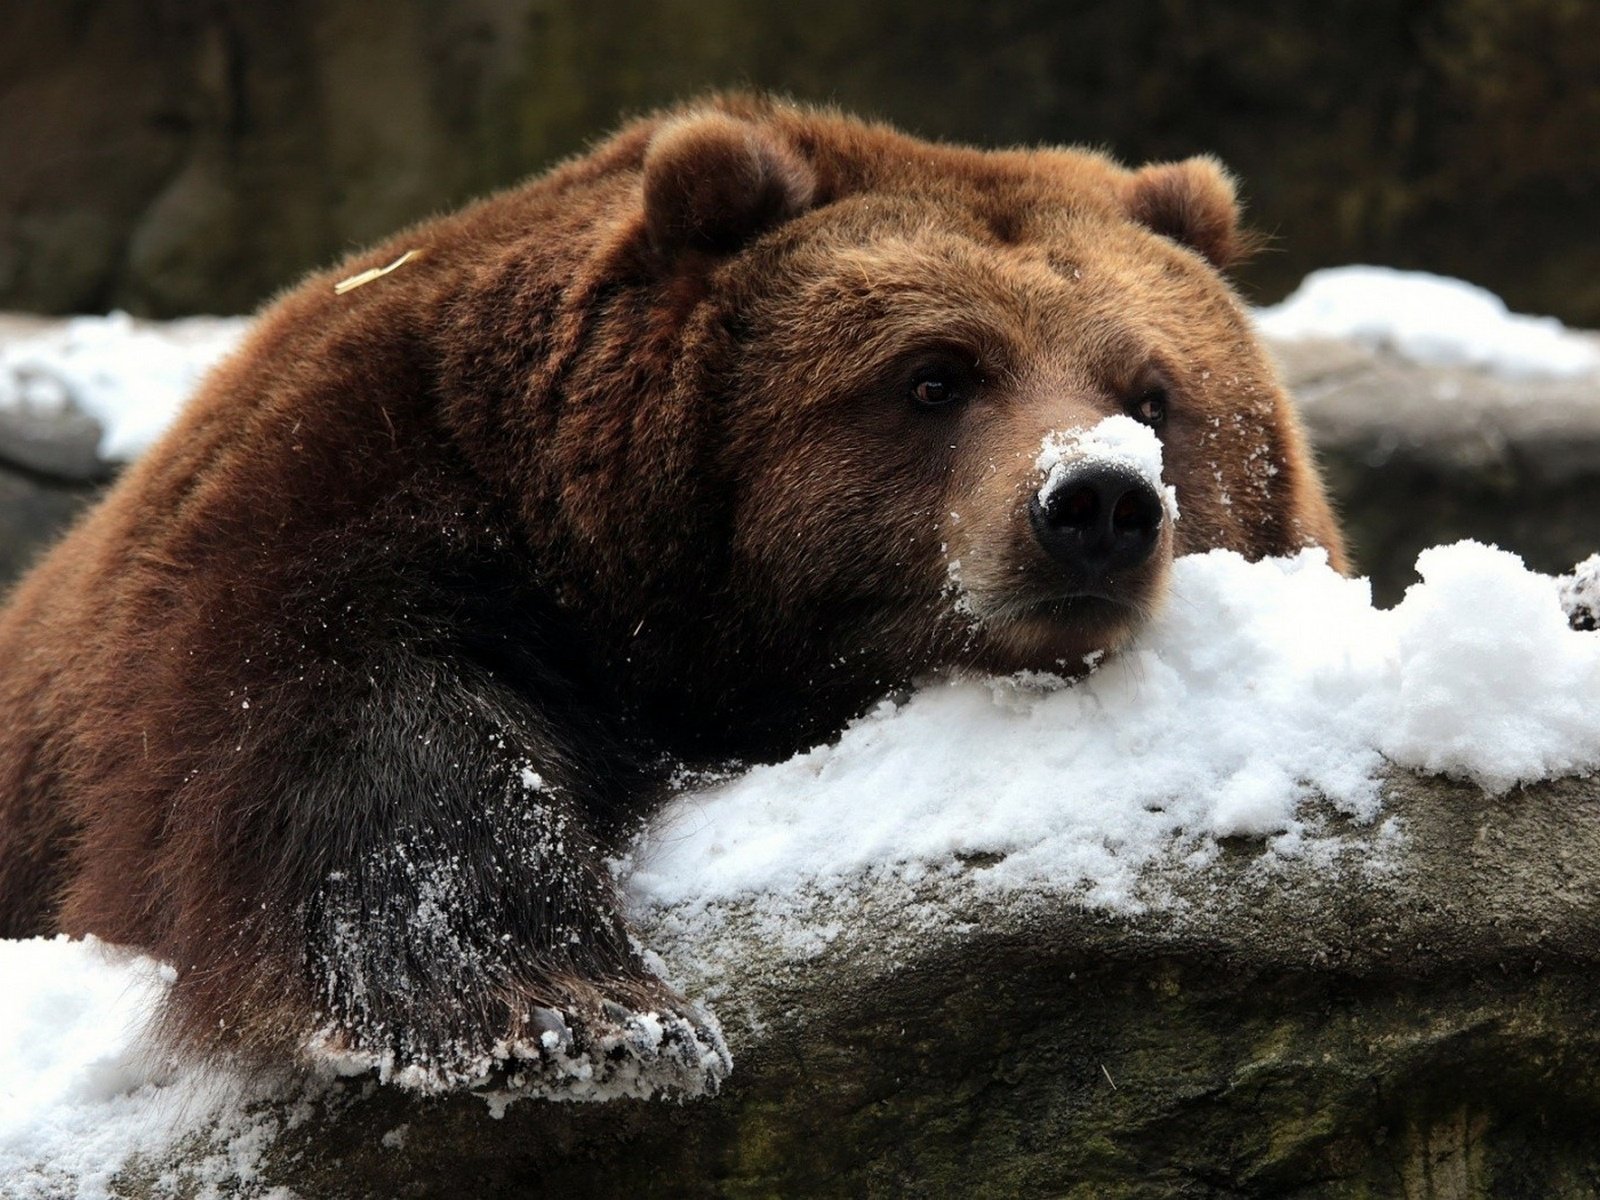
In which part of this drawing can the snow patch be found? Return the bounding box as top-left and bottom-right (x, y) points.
(1255, 266), (1600, 380)
(0, 312), (249, 461)
(0, 935), (281, 1200)
(1385, 543), (1600, 790)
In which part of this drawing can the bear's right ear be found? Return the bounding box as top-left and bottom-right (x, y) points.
(1124, 156), (1250, 271)
(642, 112), (817, 258)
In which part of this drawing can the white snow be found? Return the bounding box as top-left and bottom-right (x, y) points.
(1035, 414), (1180, 521)
(1255, 266), (1600, 380)
(0, 936), (277, 1200)
(0, 311), (249, 461)
(626, 541), (1600, 921)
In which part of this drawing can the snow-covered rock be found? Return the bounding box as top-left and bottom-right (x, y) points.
(0, 311), (248, 463)
(1256, 265), (1600, 380)
(1268, 321), (1600, 604)
(625, 542), (1599, 933)
(0, 937), (282, 1200)
(57, 761), (1600, 1199)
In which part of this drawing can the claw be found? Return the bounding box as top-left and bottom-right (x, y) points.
(529, 1006), (573, 1054)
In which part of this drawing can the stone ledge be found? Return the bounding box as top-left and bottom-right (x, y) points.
(1270, 334), (1600, 484)
(1266, 335), (1600, 603)
(115, 770), (1600, 1198)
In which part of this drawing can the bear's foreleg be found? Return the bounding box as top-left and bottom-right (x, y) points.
(163, 652), (728, 1098)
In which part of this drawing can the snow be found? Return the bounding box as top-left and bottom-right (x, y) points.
(0, 936), (278, 1200)
(1035, 414), (1180, 521)
(1255, 266), (1600, 380)
(626, 542), (1600, 920)
(0, 311), (249, 461)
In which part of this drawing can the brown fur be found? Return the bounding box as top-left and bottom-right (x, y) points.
(0, 95), (1342, 1084)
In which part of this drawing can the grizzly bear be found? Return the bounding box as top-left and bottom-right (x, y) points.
(0, 96), (1342, 1095)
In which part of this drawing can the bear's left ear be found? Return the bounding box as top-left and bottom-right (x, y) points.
(642, 112), (817, 258)
(1124, 156), (1248, 271)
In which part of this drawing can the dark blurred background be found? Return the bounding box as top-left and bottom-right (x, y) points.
(2, 0), (1598, 602)
(4, 0), (1599, 321)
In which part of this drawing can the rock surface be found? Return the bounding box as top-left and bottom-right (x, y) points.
(0, 314), (1596, 1195)
(112, 769), (1600, 1198)
(0, 313), (106, 583)
(1275, 336), (1600, 604)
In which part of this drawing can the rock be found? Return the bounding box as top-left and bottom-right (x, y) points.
(0, 315), (107, 583)
(112, 769), (1600, 1198)
(0, 402), (107, 482)
(0, 311), (253, 591)
(0, 312), (1594, 1194)
(1268, 335), (1600, 604)
(1560, 556), (1600, 632)
(0, 471), (100, 587)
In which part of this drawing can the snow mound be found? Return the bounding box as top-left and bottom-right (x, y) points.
(1255, 266), (1600, 380)
(0, 936), (279, 1200)
(0, 312), (249, 461)
(626, 542), (1600, 922)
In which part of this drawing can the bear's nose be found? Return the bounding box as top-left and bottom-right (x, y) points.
(1029, 463), (1164, 580)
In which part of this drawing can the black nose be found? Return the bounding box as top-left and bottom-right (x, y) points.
(1029, 463), (1164, 578)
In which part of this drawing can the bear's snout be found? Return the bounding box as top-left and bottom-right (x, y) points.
(1028, 462), (1164, 585)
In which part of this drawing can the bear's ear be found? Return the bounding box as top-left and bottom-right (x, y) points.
(642, 112), (816, 257)
(1124, 156), (1249, 271)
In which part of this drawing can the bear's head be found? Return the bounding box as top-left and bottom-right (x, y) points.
(443, 98), (1343, 755)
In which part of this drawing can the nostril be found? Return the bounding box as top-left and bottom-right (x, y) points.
(1111, 486), (1161, 535)
(1056, 485), (1099, 531)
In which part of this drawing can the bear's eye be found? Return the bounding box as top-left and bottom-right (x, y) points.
(909, 363), (973, 410)
(1129, 388), (1169, 428)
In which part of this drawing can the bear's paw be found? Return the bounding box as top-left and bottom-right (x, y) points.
(302, 992), (731, 1104)
(484, 998), (732, 1105)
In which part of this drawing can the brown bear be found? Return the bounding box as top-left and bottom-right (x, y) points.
(0, 95), (1342, 1095)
